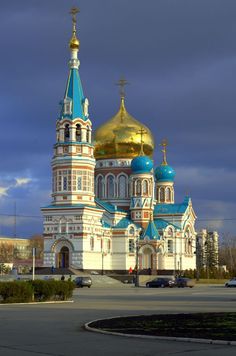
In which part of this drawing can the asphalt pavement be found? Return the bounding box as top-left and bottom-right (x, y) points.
(0, 284), (236, 356)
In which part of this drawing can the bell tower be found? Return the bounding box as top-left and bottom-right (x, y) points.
(51, 7), (95, 206)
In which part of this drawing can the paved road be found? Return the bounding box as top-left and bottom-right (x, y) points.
(0, 285), (236, 356)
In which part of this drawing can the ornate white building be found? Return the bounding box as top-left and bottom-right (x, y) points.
(41, 11), (197, 274)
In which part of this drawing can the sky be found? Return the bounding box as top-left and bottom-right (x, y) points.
(0, 0), (235, 238)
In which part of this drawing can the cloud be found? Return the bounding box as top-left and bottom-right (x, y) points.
(0, 186), (9, 197)
(15, 178), (32, 187)
(0, 176), (32, 200)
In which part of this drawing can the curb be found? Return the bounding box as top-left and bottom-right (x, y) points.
(0, 300), (74, 306)
(84, 316), (236, 346)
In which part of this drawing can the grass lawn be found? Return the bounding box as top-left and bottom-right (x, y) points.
(89, 313), (236, 341)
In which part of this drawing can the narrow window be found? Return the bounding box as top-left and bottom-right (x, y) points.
(64, 124), (70, 142)
(107, 176), (115, 198)
(77, 177), (82, 190)
(166, 187), (171, 201)
(137, 180), (141, 195)
(63, 176), (67, 191)
(97, 176), (103, 198)
(143, 180), (148, 195)
(118, 175), (127, 198)
(76, 124), (81, 141)
(160, 187), (165, 201)
(86, 125), (90, 143)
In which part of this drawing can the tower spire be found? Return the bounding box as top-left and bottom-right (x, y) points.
(160, 138), (168, 166)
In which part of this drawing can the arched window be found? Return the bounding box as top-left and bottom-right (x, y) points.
(143, 180), (148, 195)
(64, 124), (70, 142)
(160, 187), (165, 201)
(76, 124), (81, 141)
(137, 180), (141, 195)
(129, 227), (135, 235)
(118, 175), (127, 198)
(86, 125), (90, 143)
(107, 175), (115, 198)
(166, 187), (171, 201)
(184, 228), (191, 253)
(97, 176), (103, 198)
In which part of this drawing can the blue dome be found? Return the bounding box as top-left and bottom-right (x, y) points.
(155, 164), (176, 182)
(131, 155), (153, 174)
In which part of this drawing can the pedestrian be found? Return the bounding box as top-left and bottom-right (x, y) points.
(51, 265), (54, 274)
(128, 266), (133, 275)
(68, 274), (72, 282)
(61, 274), (65, 281)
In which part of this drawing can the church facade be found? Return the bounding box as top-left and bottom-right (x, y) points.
(41, 11), (197, 274)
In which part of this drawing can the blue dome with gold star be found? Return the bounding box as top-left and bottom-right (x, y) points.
(155, 164), (176, 182)
(131, 155), (153, 174)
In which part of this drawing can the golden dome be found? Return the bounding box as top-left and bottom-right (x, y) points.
(69, 33), (80, 50)
(94, 98), (155, 159)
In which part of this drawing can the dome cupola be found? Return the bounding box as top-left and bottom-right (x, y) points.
(131, 155), (153, 174)
(155, 138), (175, 182)
(94, 79), (154, 160)
(155, 164), (176, 182)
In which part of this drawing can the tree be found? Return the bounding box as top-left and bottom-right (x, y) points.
(204, 237), (218, 269)
(0, 242), (14, 263)
(218, 233), (236, 275)
(0, 263), (11, 274)
(29, 234), (44, 259)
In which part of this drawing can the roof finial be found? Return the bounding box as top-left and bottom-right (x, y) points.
(115, 77), (129, 122)
(116, 77), (129, 99)
(160, 138), (168, 166)
(69, 7), (80, 51)
(136, 126), (147, 156)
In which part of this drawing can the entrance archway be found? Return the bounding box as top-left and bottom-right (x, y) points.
(142, 247), (152, 269)
(58, 246), (69, 268)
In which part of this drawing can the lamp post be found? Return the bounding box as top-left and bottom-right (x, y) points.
(32, 247), (36, 281)
(101, 233), (104, 275)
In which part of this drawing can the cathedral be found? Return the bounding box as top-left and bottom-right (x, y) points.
(41, 10), (197, 274)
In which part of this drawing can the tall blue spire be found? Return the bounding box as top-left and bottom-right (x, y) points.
(60, 7), (89, 121)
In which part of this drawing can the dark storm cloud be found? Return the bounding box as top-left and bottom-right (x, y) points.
(0, 0), (235, 236)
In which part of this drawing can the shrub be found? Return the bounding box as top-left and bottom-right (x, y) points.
(0, 280), (75, 303)
(0, 281), (33, 303)
(30, 280), (75, 301)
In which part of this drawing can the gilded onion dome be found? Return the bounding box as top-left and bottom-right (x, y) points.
(94, 97), (154, 159)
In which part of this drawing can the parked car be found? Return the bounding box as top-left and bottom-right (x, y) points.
(74, 276), (92, 288)
(225, 278), (236, 288)
(146, 277), (176, 288)
(175, 277), (195, 288)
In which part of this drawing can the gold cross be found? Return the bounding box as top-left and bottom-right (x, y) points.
(159, 138), (168, 165)
(136, 127), (147, 156)
(116, 77), (129, 98)
(70, 7), (80, 23)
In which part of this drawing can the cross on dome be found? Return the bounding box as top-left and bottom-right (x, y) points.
(160, 138), (168, 165)
(69, 7), (80, 51)
(115, 77), (129, 99)
(136, 127), (147, 156)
